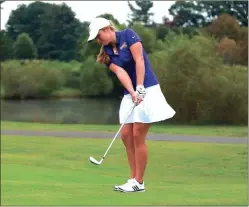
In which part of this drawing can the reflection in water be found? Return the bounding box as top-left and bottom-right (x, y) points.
(1, 98), (121, 124)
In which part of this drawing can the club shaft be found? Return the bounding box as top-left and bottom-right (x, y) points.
(102, 104), (136, 159)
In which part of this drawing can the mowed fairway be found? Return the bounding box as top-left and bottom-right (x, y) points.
(1, 135), (248, 205)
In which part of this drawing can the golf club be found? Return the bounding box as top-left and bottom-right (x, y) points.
(89, 103), (136, 165)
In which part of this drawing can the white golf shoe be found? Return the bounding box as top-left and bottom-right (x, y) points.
(114, 178), (134, 191)
(117, 178), (145, 193)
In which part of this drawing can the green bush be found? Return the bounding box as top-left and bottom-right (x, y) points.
(42, 60), (82, 89)
(80, 56), (113, 97)
(22, 59), (82, 89)
(148, 50), (169, 90)
(149, 34), (247, 125)
(203, 65), (248, 125)
(131, 23), (157, 53)
(1, 60), (67, 99)
(13, 33), (37, 59)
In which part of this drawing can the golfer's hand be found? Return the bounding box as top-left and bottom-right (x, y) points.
(131, 85), (146, 105)
(136, 85), (146, 105)
(131, 91), (138, 104)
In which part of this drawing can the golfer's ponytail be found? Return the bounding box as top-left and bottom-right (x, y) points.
(97, 22), (116, 65)
(97, 45), (110, 64)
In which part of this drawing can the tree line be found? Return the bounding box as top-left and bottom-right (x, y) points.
(1, 0), (247, 61)
(0, 0), (248, 125)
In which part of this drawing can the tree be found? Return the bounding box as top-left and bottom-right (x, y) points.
(0, 30), (14, 60)
(202, 14), (248, 66)
(168, 1), (205, 28)
(131, 23), (157, 53)
(6, 1), (83, 61)
(37, 2), (83, 61)
(6, 2), (51, 42)
(167, 0), (248, 28)
(75, 21), (91, 61)
(127, 0), (154, 26)
(13, 32), (37, 59)
(197, 1), (248, 26)
(202, 14), (241, 41)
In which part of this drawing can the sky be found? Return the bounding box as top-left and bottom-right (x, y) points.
(0, 1), (175, 29)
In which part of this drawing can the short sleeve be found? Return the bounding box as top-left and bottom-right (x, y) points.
(125, 28), (142, 47)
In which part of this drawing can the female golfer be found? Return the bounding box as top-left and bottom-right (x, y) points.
(87, 17), (175, 193)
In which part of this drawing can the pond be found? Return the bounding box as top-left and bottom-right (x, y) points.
(1, 98), (121, 124)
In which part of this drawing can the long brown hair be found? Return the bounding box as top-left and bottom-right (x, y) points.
(97, 22), (116, 65)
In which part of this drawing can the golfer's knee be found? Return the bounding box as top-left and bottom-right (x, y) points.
(121, 131), (133, 144)
(133, 131), (145, 146)
(121, 133), (132, 141)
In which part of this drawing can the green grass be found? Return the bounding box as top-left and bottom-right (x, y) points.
(1, 121), (248, 137)
(1, 135), (248, 205)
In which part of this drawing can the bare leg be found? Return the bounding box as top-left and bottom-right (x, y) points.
(133, 123), (151, 183)
(121, 123), (136, 178)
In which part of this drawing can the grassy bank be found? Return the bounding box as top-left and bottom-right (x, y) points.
(2, 135), (247, 205)
(1, 87), (82, 99)
(51, 87), (81, 98)
(1, 121), (248, 137)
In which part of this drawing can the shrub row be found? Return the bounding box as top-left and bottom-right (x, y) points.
(1, 33), (247, 124)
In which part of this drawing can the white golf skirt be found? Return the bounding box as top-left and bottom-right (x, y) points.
(119, 84), (176, 124)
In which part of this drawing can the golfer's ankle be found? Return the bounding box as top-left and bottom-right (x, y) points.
(135, 178), (143, 184)
(130, 173), (136, 179)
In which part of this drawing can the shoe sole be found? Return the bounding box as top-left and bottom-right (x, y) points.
(114, 186), (119, 191)
(118, 187), (145, 193)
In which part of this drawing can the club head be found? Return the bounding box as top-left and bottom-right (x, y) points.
(89, 156), (103, 165)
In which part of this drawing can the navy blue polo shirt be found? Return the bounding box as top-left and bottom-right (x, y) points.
(104, 28), (159, 95)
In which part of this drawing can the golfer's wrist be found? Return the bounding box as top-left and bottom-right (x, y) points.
(130, 90), (136, 96)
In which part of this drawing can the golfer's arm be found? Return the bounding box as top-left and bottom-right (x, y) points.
(109, 63), (135, 95)
(135, 59), (145, 86)
(130, 42), (145, 86)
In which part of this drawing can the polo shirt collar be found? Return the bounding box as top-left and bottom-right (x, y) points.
(104, 31), (121, 55)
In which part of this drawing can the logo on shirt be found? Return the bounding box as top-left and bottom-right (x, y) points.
(120, 42), (127, 50)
